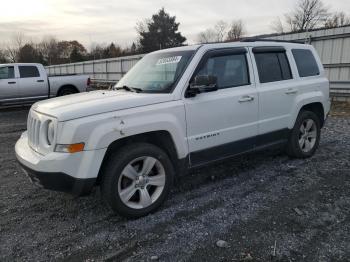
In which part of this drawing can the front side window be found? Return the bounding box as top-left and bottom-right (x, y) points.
(116, 50), (194, 93)
(19, 66), (40, 78)
(0, 66), (15, 79)
(194, 53), (250, 89)
(292, 49), (320, 77)
(254, 52), (292, 83)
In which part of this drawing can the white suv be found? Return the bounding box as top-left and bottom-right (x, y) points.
(15, 41), (330, 218)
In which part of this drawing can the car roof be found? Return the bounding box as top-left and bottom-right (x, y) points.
(0, 63), (42, 67)
(153, 41), (311, 54)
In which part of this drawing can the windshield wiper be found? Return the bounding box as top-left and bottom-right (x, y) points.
(116, 85), (143, 93)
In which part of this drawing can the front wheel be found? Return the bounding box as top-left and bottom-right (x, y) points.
(101, 143), (174, 218)
(286, 110), (321, 158)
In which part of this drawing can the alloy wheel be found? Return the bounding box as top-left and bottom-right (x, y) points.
(117, 156), (166, 209)
(298, 119), (317, 153)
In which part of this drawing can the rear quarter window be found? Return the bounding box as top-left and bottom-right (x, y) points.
(292, 49), (320, 77)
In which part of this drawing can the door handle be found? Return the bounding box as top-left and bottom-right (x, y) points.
(8, 81), (16, 84)
(37, 80), (44, 83)
(238, 95), (254, 103)
(285, 88), (298, 95)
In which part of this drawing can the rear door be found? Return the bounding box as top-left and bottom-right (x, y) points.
(251, 46), (297, 145)
(18, 65), (47, 100)
(184, 48), (259, 166)
(0, 66), (19, 102)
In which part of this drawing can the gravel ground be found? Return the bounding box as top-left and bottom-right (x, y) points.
(0, 107), (349, 262)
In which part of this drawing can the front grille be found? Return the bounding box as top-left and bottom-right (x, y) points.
(27, 111), (42, 152)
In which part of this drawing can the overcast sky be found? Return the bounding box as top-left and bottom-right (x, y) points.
(1, 0), (350, 49)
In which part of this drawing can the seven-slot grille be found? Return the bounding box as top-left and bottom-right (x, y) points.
(27, 111), (42, 152)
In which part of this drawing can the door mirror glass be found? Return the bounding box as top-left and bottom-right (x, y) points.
(192, 75), (217, 88)
(187, 75), (218, 97)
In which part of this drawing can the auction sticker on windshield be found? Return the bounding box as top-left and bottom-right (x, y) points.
(156, 56), (182, 65)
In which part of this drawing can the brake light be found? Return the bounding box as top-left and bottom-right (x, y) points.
(87, 77), (91, 86)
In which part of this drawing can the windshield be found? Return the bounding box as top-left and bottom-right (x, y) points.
(115, 50), (195, 93)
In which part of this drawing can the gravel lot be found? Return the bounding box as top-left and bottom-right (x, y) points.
(0, 107), (349, 262)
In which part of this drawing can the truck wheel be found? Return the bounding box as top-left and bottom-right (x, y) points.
(58, 87), (77, 96)
(286, 110), (321, 158)
(101, 143), (175, 218)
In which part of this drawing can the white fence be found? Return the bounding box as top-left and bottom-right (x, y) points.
(46, 54), (144, 82)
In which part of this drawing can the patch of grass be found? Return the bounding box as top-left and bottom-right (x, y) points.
(330, 101), (350, 116)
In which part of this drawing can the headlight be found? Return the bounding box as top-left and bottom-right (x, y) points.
(47, 120), (55, 145)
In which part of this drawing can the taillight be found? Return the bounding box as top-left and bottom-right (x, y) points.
(87, 77), (91, 86)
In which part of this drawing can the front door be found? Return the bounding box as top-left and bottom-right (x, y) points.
(0, 66), (19, 102)
(184, 48), (259, 167)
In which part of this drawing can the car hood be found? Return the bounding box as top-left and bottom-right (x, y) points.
(32, 90), (174, 121)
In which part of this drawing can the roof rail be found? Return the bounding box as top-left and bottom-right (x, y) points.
(241, 38), (305, 44)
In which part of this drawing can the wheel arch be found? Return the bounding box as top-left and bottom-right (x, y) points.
(299, 102), (325, 127)
(57, 84), (79, 96)
(96, 130), (183, 185)
(289, 92), (326, 129)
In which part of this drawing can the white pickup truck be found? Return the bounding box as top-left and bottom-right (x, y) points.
(0, 63), (90, 105)
(15, 41), (330, 218)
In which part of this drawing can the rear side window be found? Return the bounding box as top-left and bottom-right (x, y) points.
(0, 66), (15, 79)
(195, 53), (250, 89)
(292, 49), (320, 77)
(254, 52), (292, 83)
(19, 66), (40, 78)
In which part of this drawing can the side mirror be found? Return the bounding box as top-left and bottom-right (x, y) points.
(187, 75), (218, 97)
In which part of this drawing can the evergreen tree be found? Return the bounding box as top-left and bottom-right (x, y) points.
(130, 42), (137, 54)
(103, 43), (121, 58)
(70, 46), (84, 62)
(138, 8), (186, 53)
(18, 44), (44, 63)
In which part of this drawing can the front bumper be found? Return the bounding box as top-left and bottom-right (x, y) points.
(15, 132), (106, 196)
(19, 162), (95, 196)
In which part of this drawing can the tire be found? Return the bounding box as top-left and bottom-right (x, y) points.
(57, 87), (77, 96)
(100, 143), (175, 218)
(286, 110), (321, 158)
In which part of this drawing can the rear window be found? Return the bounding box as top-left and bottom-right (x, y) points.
(254, 52), (292, 83)
(292, 49), (320, 77)
(19, 66), (40, 78)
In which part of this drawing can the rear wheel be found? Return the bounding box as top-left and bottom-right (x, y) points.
(101, 143), (174, 218)
(286, 110), (321, 158)
(57, 87), (77, 96)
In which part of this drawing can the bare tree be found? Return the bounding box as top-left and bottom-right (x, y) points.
(214, 20), (228, 42)
(197, 28), (217, 43)
(325, 12), (350, 28)
(37, 36), (59, 65)
(4, 47), (17, 62)
(0, 48), (8, 63)
(14, 32), (26, 49)
(285, 0), (328, 32)
(227, 20), (246, 41)
(197, 20), (228, 43)
(5, 32), (27, 62)
(270, 17), (285, 34)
